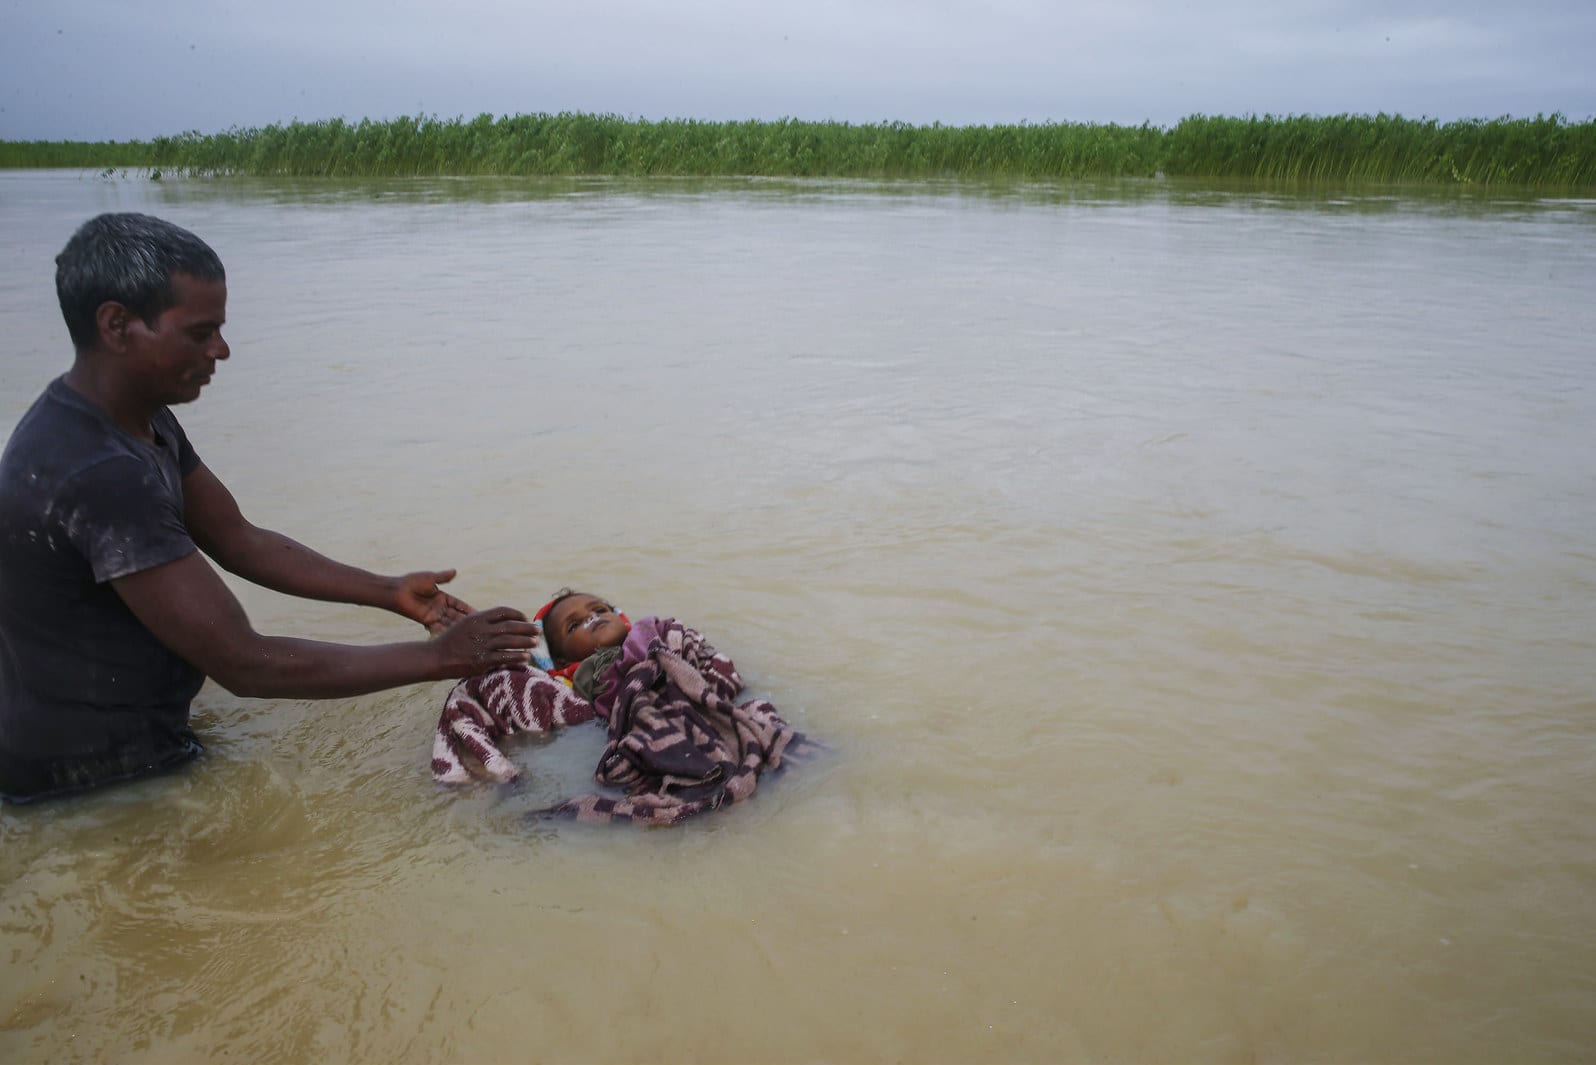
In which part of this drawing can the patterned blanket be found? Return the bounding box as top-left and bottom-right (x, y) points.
(432, 616), (811, 825)
(431, 663), (597, 784)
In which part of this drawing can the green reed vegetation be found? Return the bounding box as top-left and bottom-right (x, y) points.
(131, 114), (1166, 180)
(3, 113), (1593, 187)
(1162, 113), (1596, 186)
(0, 139), (152, 169)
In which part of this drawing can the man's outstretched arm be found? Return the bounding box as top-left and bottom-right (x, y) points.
(113, 550), (535, 699)
(181, 461), (469, 632)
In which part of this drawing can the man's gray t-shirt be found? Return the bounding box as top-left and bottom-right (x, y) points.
(0, 376), (206, 799)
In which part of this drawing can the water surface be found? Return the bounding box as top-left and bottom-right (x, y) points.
(2, 169), (1594, 1062)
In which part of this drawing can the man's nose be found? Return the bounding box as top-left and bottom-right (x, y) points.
(210, 332), (231, 360)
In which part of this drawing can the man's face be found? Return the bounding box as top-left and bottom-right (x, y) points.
(545, 594), (627, 665)
(123, 272), (229, 406)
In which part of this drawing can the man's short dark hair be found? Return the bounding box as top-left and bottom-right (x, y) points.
(55, 212), (226, 352)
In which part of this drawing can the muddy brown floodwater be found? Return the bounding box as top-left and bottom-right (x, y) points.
(2, 170), (1594, 1062)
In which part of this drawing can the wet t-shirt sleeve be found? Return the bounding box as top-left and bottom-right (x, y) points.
(61, 455), (198, 583)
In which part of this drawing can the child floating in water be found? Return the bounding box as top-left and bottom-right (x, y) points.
(431, 589), (813, 825)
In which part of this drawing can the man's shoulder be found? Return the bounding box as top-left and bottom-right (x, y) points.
(4, 377), (98, 448)
(4, 378), (195, 474)
(0, 383), (183, 529)
(3, 382), (124, 483)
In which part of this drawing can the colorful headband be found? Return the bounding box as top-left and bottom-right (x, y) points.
(535, 592), (622, 625)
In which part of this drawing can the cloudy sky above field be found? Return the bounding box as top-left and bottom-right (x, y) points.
(2, 0), (1592, 140)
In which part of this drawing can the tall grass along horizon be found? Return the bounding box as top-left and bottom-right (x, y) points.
(2, 112), (1592, 188)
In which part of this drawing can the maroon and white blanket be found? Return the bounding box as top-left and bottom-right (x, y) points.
(431, 662), (597, 784)
(432, 616), (811, 825)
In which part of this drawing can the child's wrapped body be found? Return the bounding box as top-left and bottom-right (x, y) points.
(431, 592), (812, 825)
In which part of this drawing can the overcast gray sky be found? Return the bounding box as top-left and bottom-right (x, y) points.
(3, 0), (1593, 140)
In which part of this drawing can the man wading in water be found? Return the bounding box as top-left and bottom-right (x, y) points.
(0, 212), (537, 802)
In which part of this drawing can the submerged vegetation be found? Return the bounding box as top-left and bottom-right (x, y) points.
(3, 113), (1593, 188)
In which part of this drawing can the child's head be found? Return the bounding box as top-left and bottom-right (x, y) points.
(537, 589), (628, 667)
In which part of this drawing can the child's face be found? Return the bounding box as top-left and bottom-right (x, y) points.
(545, 593), (627, 665)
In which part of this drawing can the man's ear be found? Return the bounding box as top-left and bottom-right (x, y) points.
(94, 301), (133, 353)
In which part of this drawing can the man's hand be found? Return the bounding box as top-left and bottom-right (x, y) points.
(428, 607), (538, 676)
(392, 569), (475, 635)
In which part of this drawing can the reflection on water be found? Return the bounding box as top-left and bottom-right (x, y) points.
(129, 166), (1596, 222)
(2, 169), (1595, 1063)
